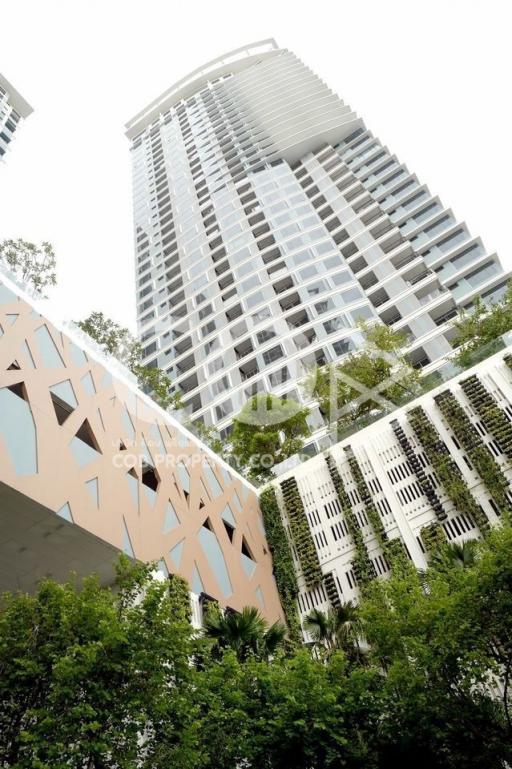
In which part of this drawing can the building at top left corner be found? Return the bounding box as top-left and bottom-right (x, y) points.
(0, 73), (33, 162)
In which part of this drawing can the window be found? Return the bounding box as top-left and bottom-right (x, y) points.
(306, 280), (327, 297)
(341, 287), (363, 303)
(252, 306), (272, 324)
(331, 270), (352, 286)
(269, 367), (290, 386)
(256, 328), (277, 344)
(299, 265), (318, 280)
(208, 357), (224, 375)
(263, 345), (284, 365)
(246, 290), (264, 308)
(204, 338), (219, 355)
(332, 338), (354, 356)
(324, 317), (347, 334)
(315, 299), (335, 315)
(201, 320), (216, 337)
(216, 399), (233, 419)
(212, 375), (230, 396)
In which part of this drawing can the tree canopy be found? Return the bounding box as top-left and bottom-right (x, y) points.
(0, 238), (57, 293)
(230, 393), (310, 482)
(1, 523), (512, 768)
(453, 281), (512, 366)
(75, 311), (183, 411)
(307, 322), (421, 435)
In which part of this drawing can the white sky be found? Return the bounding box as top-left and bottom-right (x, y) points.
(1, 0), (511, 332)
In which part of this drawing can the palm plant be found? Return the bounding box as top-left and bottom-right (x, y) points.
(304, 602), (362, 660)
(203, 605), (286, 661)
(431, 539), (478, 571)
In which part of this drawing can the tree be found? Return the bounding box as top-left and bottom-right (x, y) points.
(0, 557), (197, 769)
(307, 322), (421, 435)
(359, 525), (512, 767)
(0, 238), (57, 293)
(304, 603), (362, 660)
(230, 393), (310, 482)
(453, 281), (512, 367)
(203, 605), (286, 662)
(188, 420), (224, 457)
(430, 539), (478, 572)
(75, 311), (183, 411)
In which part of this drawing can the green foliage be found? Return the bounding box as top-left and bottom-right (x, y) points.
(326, 454), (377, 586)
(75, 311), (183, 411)
(308, 321), (421, 433)
(2, 530), (512, 767)
(280, 476), (323, 589)
(230, 393), (310, 482)
(203, 605), (286, 661)
(304, 603), (363, 661)
(453, 281), (512, 366)
(188, 420), (224, 457)
(408, 405), (491, 535)
(0, 557), (194, 769)
(359, 525), (512, 767)
(168, 572), (192, 623)
(420, 521), (447, 554)
(461, 374), (512, 461)
(0, 238), (57, 293)
(259, 487), (301, 640)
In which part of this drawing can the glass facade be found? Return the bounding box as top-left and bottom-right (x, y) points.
(127, 41), (510, 449)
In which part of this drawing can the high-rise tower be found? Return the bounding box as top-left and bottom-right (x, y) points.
(126, 40), (510, 453)
(0, 74), (33, 160)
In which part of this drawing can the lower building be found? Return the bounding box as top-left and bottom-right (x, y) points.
(268, 336), (512, 639)
(0, 267), (283, 628)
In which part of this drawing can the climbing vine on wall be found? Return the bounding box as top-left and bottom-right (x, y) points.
(325, 454), (377, 587)
(345, 447), (409, 569)
(407, 405), (491, 536)
(420, 521), (447, 554)
(461, 374), (512, 461)
(259, 486), (301, 640)
(279, 476), (323, 590)
(168, 572), (193, 622)
(435, 389), (512, 521)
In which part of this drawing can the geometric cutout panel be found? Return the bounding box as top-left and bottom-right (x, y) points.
(221, 504), (236, 528)
(81, 371), (96, 396)
(69, 341), (88, 366)
(163, 501), (179, 533)
(198, 526), (233, 597)
(0, 278), (284, 625)
(126, 470), (139, 507)
(56, 502), (73, 522)
(69, 420), (101, 467)
(122, 517), (135, 557)
(203, 462), (223, 498)
(34, 325), (65, 368)
(169, 539), (185, 569)
(255, 586), (265, 608)
(191, 562), (204, 595)
(241, 552), (257, 579)
(85, 477), (99, 508)
(0, 385), (37, 475)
